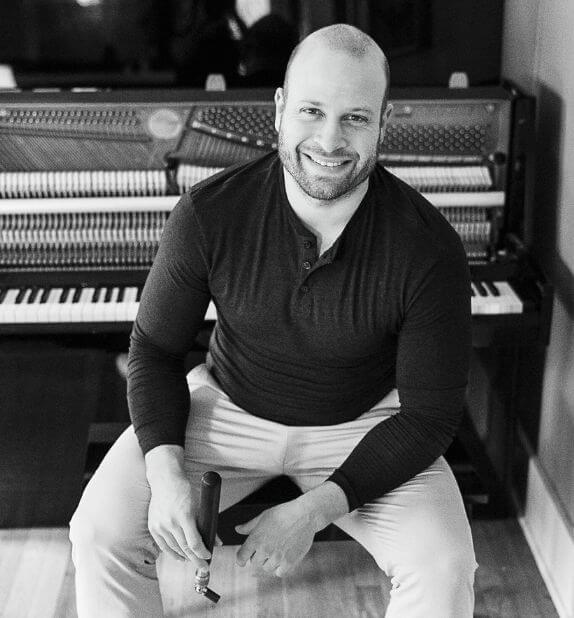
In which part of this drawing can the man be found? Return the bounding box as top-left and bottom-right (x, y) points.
(70, 24), (477, 617)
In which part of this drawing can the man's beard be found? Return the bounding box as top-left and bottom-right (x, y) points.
(277, 131), (379, 201)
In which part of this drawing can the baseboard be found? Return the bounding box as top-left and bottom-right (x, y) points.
(517, 455), (574, 618)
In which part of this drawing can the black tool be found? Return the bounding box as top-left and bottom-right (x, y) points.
(194, 471), (222, 604)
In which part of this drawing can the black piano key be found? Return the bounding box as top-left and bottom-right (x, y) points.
(104, 287), (113, 302)
(93, 287), (103, 303)
(470, 284), (475, 297)
(474, 281), (488, 296)
(72, 288), (82, 303)
(60, 288), (71, 303)
(40, 288), (50, 303)
(28, 287), (41, 304)
(0, 288), (7, 303)
(136, 287), (142, 302)
(485, 281), (500, 296)
(117, 287), (126, 303)
(16, 288), (27, 303)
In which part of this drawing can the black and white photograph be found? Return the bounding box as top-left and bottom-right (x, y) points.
(0, 1), (571, 616)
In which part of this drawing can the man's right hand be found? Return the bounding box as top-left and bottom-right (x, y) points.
(144, 444), (211, 570)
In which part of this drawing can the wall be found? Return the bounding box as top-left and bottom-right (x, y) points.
(502, 1), (574, 616)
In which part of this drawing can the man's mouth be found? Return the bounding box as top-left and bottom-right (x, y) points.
(304, 153), (350, 168)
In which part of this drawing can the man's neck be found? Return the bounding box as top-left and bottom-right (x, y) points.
(283, 169), (369, 253)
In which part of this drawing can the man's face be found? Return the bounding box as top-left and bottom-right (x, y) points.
(275, 46), (391, 201)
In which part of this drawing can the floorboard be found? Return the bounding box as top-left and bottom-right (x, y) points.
(0, 519), (559, 617)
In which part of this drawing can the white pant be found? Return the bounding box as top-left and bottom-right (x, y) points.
(70, 364), (477, 617)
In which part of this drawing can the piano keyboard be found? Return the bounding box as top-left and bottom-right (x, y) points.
(0, 281), (522, 326)
(0, 285), (218, 325)
(470, 281), (523, 315)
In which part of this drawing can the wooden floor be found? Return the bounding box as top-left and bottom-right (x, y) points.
(0, 518), (559, 618)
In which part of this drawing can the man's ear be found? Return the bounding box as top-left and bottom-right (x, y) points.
(379, 102), (393, 144)
(274, 87), (285, 133)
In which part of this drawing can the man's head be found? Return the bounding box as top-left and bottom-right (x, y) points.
(275, 24), (392, 202)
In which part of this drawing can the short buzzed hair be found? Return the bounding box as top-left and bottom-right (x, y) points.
(283, 24), (391, 105)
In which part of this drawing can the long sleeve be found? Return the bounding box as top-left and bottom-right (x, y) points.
(127, 194), (211, 454)
(328, 247), (471, 510)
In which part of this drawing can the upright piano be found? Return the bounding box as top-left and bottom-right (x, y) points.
(0, 86), (553, 525)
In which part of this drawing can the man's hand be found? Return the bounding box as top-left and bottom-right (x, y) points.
(145, 445), (211, 570)
(235, 481), (349, 577)
(235, 500), (315, 577)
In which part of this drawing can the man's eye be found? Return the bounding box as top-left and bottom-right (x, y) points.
(300, 108), (322, 116)
(346, 114), (368, 124)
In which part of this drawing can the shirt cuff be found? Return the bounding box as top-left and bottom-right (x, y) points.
(327, 469), (361, 512)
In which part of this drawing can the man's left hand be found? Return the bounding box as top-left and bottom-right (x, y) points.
(235, 499), (316, 577)
(234, 481), (349, 577)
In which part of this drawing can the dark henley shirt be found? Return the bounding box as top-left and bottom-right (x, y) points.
(127, 152), (471, 510)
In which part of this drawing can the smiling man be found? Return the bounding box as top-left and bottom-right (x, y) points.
(276, 29), (391, 204)
(70, 24), (477, 618)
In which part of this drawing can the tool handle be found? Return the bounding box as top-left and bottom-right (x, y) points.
(196, 471), (221, 561)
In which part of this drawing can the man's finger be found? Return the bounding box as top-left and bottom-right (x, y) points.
(164, 530), (192, 560)
(235, 512), (262, 535)
(249, 549), (270, 569)
(236, 539), (256, 567)
(152, 532), (186, 562)
(174, 529), (210, 565)
(262, 558), (281, 574)
(180, 519), (212, 561)
(274, 564), (292, 578)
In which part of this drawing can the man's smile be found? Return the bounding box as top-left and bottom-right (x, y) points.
(302, 152), (352, 169)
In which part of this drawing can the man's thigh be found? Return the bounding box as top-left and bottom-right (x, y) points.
(69, 425), (156, 558)
(333, 457), (474, 572)
(282, 398), (474, 577)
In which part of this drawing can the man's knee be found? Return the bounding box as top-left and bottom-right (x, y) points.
(69, 500), (120, 557)
(70, 502), (158, 577)
(425, 541), (476, 582)
(397, 531), (477, 585)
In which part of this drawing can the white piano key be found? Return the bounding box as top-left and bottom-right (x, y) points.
(12, 288), (32, 323)
(57, 288), (75, 323)
(1, 288), (21, 323)
(494, 281), (523, 314)
(101, 287), (119, 322)
(110, 287), (128, 322)
(68, 288), (91, 322)
(91, 287), (109, 323)
(80, 287), (97, 322)
(122, 286), (139, 322)
(46, 288), (65, 322)
(114, 288), (129, 322)
(472, 281), (498, 314)
(41, 288), (61, 322)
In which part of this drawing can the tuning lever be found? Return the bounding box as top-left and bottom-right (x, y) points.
(194, 471), (222, 604)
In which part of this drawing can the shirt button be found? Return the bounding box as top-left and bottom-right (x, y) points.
(303, 240), (313, 249)
(301, 285), (309, 293)
(302, 261), (311, 270)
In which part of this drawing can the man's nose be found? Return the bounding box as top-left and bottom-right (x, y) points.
(313, 119), (346, 153)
